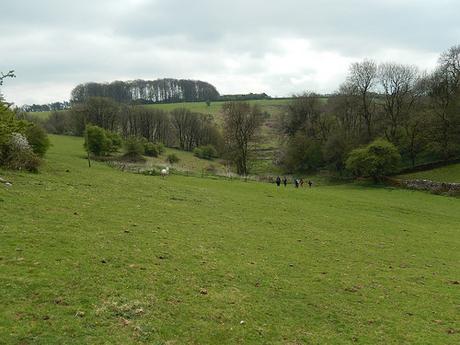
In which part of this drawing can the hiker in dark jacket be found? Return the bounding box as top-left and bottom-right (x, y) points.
(276, 176), (281, 187)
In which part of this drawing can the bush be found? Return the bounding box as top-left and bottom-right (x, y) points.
(106, 131), (122, 153)
(0, 106), (42, 171)
(166, 153), (180, 164)
(84, 125), (112, 156)
(124, 136), (145, 156)
(346, 139), (401, 182)
(144, 142), (159, 157)
(144, 142), (165, 157)
(25, 124), (50, 157)
(83, 125), (122, 156)
(3, 133), (41, 172)
(156, 142), (165, 155)
(193, 145), (217, 160)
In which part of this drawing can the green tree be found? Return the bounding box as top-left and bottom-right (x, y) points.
(123, 136), (145, 156)
(84, 125), (112, 156)
(25, 124), (50, 157)
(346, 139), (401, 182)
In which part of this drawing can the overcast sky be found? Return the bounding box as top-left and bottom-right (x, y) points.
(1, 0), (459, 105)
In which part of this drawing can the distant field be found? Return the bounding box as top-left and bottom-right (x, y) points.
(27, 99), (293, 121)
(145, 147), (227, 175)
(26, 111), (52, 120)
(1, 135), (459, 344)
(399, 163), (460, 183)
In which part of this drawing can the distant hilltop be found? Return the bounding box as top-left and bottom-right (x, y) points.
(70, 78), (221, 104)
(20, 80), (273, 112)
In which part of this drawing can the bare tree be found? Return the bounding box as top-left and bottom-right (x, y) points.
(0, 70), (15, 86)
(222, 101), (263, 175)
(428, 45), (460, 159)
(378, 63), (420, 144)
(347, 60), (378, 140)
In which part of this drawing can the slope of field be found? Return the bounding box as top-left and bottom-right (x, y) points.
(1, 135), (459, 344)
(399, 163), (460, 183)
(143, 147), (227, 176)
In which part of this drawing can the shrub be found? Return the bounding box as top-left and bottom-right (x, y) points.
(120, 136), (145, 162)
(106, 131), (122, 153)
(156, 143), (165, 155)
(166, 153), (180, 164)
(3, 133), (41, 172)
(144, 142), (165, 157)
(193, 145), (217, 160)
(144, 142), (159, 157)
(84, 125), (112, 156)
(346, 139), (401, 182)
(124, 136), (145, 156)
(25, 124), (50, 157)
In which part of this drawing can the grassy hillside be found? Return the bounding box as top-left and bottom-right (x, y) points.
(143, 147), (227, 176)
(399, 163), (460, 183)
(1, 135), (459, 344)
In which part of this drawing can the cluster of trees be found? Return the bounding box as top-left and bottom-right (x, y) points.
(280, 45), (460, 178)
(71, 79), (220, 104)
(46, 97), (223, 153)
(21, 101), (70, 113)
(218, 93), (271, 101)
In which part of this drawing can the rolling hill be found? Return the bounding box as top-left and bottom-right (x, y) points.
(1, 135), (459, 344)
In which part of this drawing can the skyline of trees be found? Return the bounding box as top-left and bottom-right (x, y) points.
(70, 78), (220, 104)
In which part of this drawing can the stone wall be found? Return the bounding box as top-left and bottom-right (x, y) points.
(396, 179), (460, 196)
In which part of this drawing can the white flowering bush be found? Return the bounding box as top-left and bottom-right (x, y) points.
(3, 132), (41, 172)
(9, 132), (31, 151)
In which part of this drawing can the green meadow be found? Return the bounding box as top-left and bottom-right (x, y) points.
(399, 163), (460, 183)
(1, 135), (459, 344)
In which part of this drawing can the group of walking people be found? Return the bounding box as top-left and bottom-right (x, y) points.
(275, 176), (313, 188)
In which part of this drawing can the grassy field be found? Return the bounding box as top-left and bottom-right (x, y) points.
(144, 147), (227, 176)
(399, 163), (460, 183)
(1, 135), (459, 344)
(27, 99), (292, 122)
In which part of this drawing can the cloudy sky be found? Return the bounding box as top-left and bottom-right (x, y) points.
(1, 0), (459, 105)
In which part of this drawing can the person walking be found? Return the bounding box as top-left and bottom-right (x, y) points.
(276, 176), (281, 187)
(283, 176), (288, 187)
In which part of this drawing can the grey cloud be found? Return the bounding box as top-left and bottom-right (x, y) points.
(1, 0), (459, 104)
